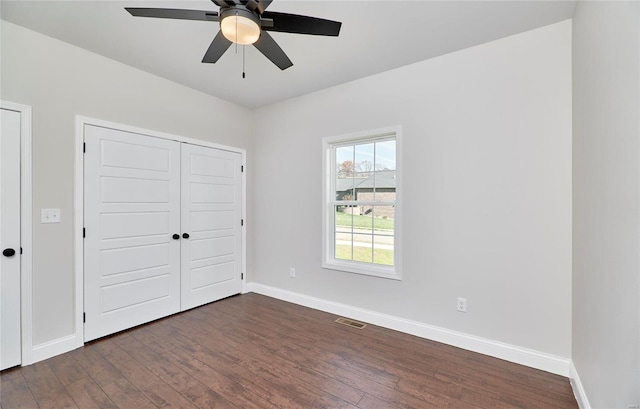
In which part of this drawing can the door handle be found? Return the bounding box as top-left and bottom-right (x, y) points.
(182, 233), (190, 239)
(172, 234), (180, 240)
(3, 248), (16, 257)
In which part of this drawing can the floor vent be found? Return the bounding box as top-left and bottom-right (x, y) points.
(335, 317), (367, 329)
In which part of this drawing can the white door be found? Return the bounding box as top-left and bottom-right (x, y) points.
(0, 108), (22, 370)
(180, 144), (242, 311)
(84, 125), (181, 342)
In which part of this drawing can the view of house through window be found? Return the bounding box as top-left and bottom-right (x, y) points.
(332, 136), (396, 269)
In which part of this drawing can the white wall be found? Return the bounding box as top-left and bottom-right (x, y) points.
(251, 21), (572, 357)
(0, 21), (251, 348)
(572, 1), (640, 408)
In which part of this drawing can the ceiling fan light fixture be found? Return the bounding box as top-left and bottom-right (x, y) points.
(220, 8), (260, 45)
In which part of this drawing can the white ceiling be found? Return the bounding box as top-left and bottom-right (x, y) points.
(1, 0), (576, 109)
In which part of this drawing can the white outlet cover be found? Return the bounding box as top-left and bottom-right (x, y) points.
(41, 208), (61, 223)
(457, 297), (467, 313)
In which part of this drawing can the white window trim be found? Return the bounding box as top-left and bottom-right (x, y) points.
(322, 126), (402, 280)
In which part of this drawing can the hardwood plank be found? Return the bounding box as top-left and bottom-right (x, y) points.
(100, 378), (158, 409)
(131, 324), (278, 409)
(68, 344), (122, 387)
(47, 354), (89, 386)
(356, 393), (405, 409)
(1, 293), (578, 409)
(20, 362), (78, 409)
(0, 368), (39, 409)
(64, 377), (118, 409)
(111, 332), (238, 409)
(96, 337), (200, 409)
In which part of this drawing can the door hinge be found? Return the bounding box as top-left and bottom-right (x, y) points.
(83, 142), (86, 153)
(241, 219), (244, 226)
(20, 247), (23, 255)
(241, 273), (244, 280)
(241, 165), (244, 172)
(83, 312), (86, 323)
(83, 228), (86, 238)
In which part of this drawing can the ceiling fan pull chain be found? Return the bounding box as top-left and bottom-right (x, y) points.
(242, 45), (246, 79)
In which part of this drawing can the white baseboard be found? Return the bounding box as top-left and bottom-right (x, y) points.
(30, 334), (81, 365)
(570, 361), (591, 409)
(247, 282), (571, 377)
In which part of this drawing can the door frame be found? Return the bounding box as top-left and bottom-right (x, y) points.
(0, 100), (33, 365)
(74, 116), (247, 344)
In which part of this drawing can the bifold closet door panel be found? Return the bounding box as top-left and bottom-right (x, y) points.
(180, 143), (242, 311)
(0, 108), (22, 370)
(84, 125), (181, 342)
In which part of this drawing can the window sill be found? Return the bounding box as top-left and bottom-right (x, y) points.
(322, 259), (401, 281)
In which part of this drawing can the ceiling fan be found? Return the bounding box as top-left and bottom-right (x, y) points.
(126, 0), (342, 70)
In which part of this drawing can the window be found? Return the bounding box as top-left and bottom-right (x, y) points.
(322, 127), (401, 280)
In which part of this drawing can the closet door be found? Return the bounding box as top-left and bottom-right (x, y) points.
(181, 143), (242, 311)
(1, 108), (22, 370)
(84, 126), (181, 342)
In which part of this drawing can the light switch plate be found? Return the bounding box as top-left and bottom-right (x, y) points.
(41, 208), (61, 223)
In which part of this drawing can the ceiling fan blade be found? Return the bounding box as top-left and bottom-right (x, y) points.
(210, 0), (236, 7)
(202, 31), (233, 63)
(126, 8), (219, 22)
(256, 0), (273, 14)
(261, 12), (341, 36)
(253, 31), (293, 70)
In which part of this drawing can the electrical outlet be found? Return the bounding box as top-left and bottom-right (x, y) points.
(289, 268), (295, 278)
(457, 297), (467, 313)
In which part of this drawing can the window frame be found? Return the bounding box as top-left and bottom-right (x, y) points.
(322, 126), (402, 280)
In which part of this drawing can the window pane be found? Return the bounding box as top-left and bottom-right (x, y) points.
(372, 206), (394, 234)
(335, 232), (353, 261)
(373, 140), (395, 200)
(335, 146), (354, 201)
(375, 140), (396, 171)
(335, 206), (353, 233)
(354, 143), (374, 174)
(373, 236), (394, 266)
(352, 233), (373, 263)
(372, 170), (396, 201)
(336, 205), (374, 232)
(352, 208), (373, 234)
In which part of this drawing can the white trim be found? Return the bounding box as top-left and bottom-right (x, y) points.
(248, 283), (571, 377)
(321, 126), (403, 280)
(75, 116), (247, 344)
(1, 101), (34, 366)
(569, 361), (591, 409)
(31, 334), (79, 364)
(75, 116), (246, 154)
(241, 151), (247, 292)
(73, 118), (85, 348)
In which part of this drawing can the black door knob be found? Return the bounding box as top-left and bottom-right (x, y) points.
(3, 248), (16, 257)
(172, 234), (180, 240)
(182, 233), (190, 239)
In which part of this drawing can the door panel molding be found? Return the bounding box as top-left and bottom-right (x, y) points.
(75, 116), (246, 345)
(0, 101), (33, 366)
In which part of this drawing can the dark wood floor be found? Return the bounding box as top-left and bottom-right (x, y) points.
(1, 293), (578, 409)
